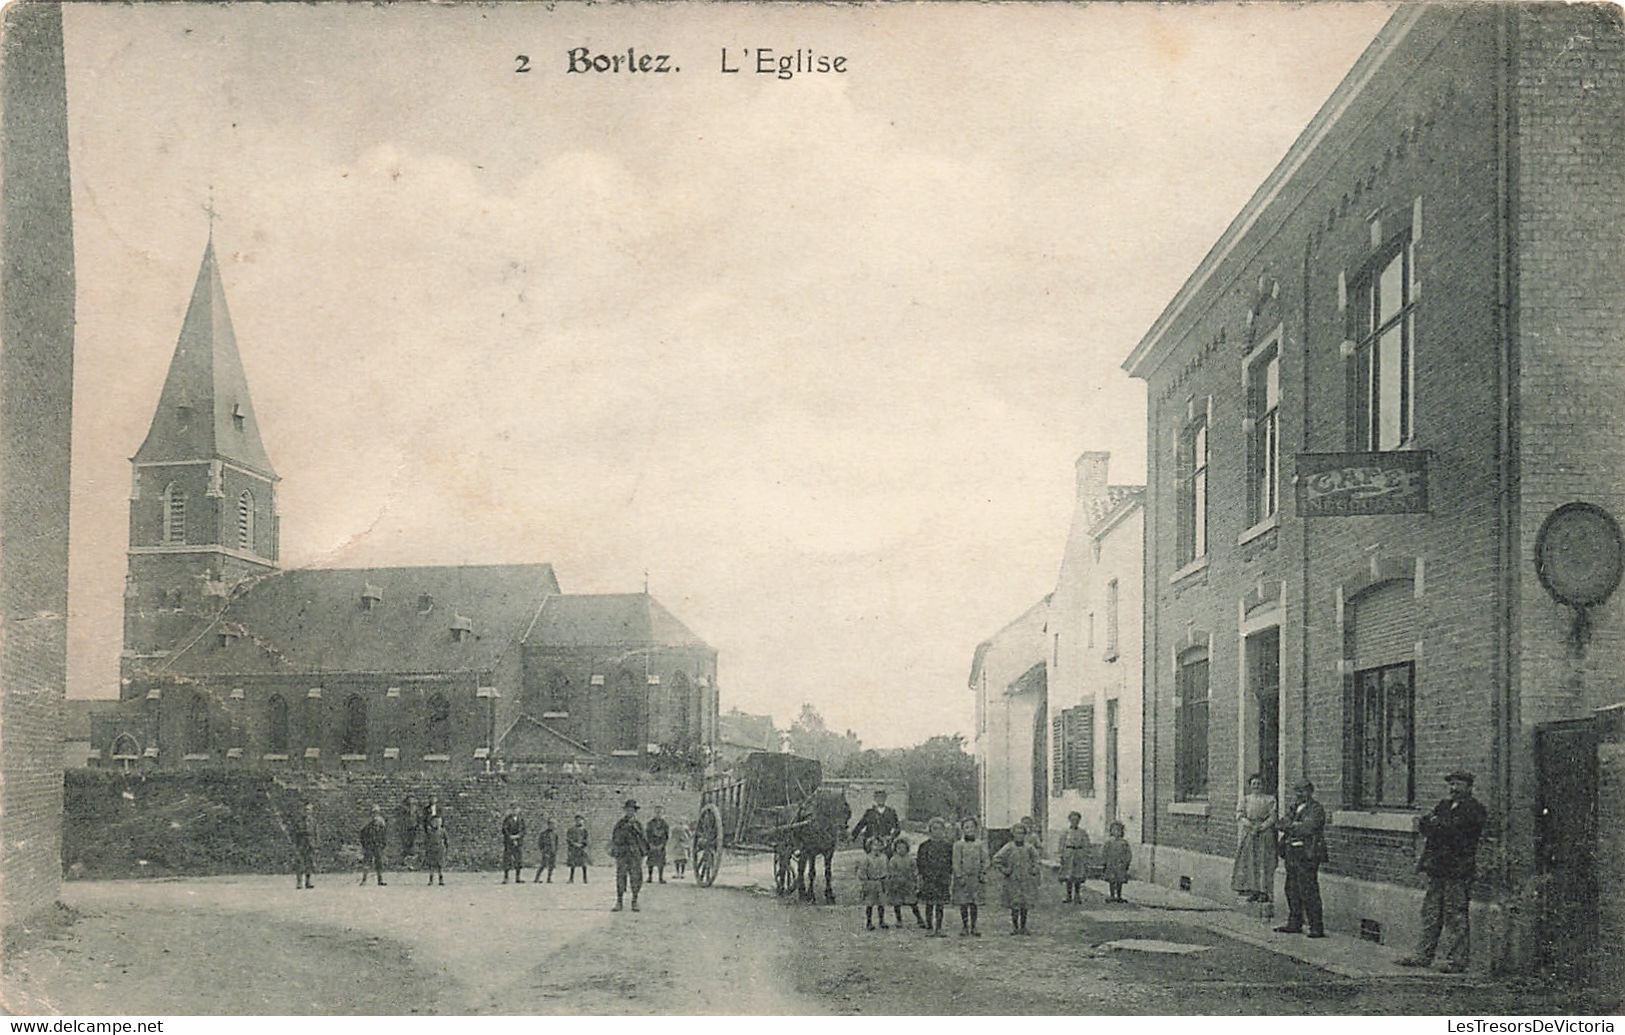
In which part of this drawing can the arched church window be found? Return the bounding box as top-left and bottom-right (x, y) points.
(342, 694), (367, 756)
(670, 671), (692, 742)
(547, 669), (570, 706)
(187, 693), (210, 755)
(163, 484), (186, 545)
(237, 490), (254, 553)
(426, 693), (451, 755)
(267, 695), (289, 754)
(615, 671), (640, 752)
(111, 733), (139, 759)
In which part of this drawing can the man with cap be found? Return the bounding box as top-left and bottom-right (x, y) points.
(500, 801), (527, 885)
(611, 799), (650, 912)
(850, 789), (900, 854)
(1398, 771), (1488, 972)
(359, 805), (389, 886)
(1274, 779), (1326, 938)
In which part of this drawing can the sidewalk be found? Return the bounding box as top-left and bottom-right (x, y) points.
(1082, 876), (1477, 982)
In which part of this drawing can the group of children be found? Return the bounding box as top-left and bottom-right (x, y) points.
(857, 814), (1132, 936)
(521, 813), (694, 884)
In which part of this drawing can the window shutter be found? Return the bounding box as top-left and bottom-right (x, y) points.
(1075, 705), (1095, 795)
(1052, 715), (1065, 795)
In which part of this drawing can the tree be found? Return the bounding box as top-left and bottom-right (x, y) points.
(834, 733), (977, 823)
(786, 703), (862, 768)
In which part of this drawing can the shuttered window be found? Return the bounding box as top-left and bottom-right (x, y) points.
(1344, 581), (1417, 807)
(1051, 705), (1096, 796)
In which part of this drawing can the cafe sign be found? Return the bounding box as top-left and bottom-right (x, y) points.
(1295, 451), (1429, 517)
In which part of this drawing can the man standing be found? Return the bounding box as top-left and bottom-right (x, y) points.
(421, 794), (444, 842)
(645, 805), (671, 884)
(359, 805), (388, 886)
(399, 794), (419, 868)
(501, 802), (527, 885)
(1399, 771), (1488, 973)
(850, 789), (900, 852)
(611, 799), (650, 912)
(1274, 780), (1326, 938)
(292, 801), (318, 889)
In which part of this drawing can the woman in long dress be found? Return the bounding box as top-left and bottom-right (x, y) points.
(1231, 774), (1278, 910)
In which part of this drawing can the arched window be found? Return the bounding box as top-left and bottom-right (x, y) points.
(615, 671), (641, 751)
(547, 669), (570, 707)
(186, 693), (210, 755)
(162, 483), (187, 545)
(670, 671), (692, 742)
(267, 695), (289, 754)
(342, 694), (367, 756)
(111, 733), (140, 758)
(426, 693), (451, 755)
(236, 490), (255, 553)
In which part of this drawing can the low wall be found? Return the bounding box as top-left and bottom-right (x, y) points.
(64, 768), (700, 879)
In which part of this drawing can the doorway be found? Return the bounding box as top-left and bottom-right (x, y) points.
(1246, 627), (1281, 795)
(1535, 718), (1599, 983)
(1105, 698), (1120, 825)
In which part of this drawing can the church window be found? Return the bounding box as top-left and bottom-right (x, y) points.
(342, 695), (368, 756)
(111, 733), (140, 759)
(186, 693), (210, 755)
(236, 491), (254, 553)
(615, 671), (640, 751)
(232, 403), (245, 432)
(426, 694), (451, 755)
(267, 695), (289, 754)
(670, 671), (692, 741)
(163, 484), (187, 545)
(451, 614), (473, 642)
(546, 669), (570, 706)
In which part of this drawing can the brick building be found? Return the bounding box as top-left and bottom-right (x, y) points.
(92, 240), (720, 773)
(1123, 5), (1623, 975)
(1043, 453), (1144, 853)
(1, 3), (74, 929)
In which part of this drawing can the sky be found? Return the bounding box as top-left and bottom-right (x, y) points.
(60, 2), (1394, 748)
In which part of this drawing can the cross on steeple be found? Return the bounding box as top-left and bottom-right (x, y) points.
(203, 186), (219, 241)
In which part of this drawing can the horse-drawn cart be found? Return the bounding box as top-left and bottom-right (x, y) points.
(693, 751), (849, 901)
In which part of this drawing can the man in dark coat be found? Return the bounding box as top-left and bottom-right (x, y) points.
(1399, 771), (1489, 973)
(1274, 779), (1326, 938)
(291, 801), (318, 889)
(359, 806), (388, 886)
(645, 805), (671, 884)
(501, 803), (527, 884)
(850, 789), (900, 852)
(611, 799), (650, 912)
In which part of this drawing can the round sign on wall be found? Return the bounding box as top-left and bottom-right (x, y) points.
(1535, 502), (1624, 609)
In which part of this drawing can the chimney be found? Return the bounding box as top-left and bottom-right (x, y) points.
(1074, 451), (1110, 510)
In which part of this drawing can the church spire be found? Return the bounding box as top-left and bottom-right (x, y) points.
(133, 238), (276, 477)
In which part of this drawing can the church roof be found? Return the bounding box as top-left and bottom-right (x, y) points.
(134, 240), (276, 477)
(529, 593), (711, 650)
(149, 563), (560, 677)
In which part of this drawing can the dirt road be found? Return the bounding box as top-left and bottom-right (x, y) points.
(3, 866), (1612, 1015)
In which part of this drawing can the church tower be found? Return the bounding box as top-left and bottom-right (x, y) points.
(122, 239), (280, 694)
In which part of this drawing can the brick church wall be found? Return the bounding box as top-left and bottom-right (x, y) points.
(0, 2), (74, 931)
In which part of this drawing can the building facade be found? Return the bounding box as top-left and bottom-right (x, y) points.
(969, 596), (1049, 848)
(1044, 453), (1144, 852)
(1123, 5), (1623, 974)
(93, 241), (720, 773)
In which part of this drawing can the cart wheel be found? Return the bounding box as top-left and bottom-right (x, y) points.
(694, 803), (723, 888)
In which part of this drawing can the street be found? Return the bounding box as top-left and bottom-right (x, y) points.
(3, 854), (1609, 1015)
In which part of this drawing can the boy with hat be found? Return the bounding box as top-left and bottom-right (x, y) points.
(1398, 771), (1488, 973)
(358, 805), (389, 886)
(611, 799), (650, 912)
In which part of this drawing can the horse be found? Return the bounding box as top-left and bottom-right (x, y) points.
(791, 788), (851, 904)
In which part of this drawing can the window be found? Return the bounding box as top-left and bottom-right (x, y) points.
(1050, 705), (1096, 796)
(1087, 611), (1096, 649)
(1347, 662), (1415, 807)
(1351, 235), (1417, 451)
(615, 671), (640, 751)
(236, 490), (254, 552)
(267, 695), (289, 754)
(1175, 650), (1210, 800)
(546, 669), (570, 706)
(1105, 579), (1120, 658)
(1248, 346), (1281, 522)
(111, 733), (140, 759)
(1053, 633), (1060, 671)
(186, 693), (209, 755)
(671, 671), (692, 740)
(1177, 419), (1209, 565)
(163, 483), (186, 545)
(232, 403), (246, 432)
(342, 695), (367, 755)
(426, 693), (451, 755)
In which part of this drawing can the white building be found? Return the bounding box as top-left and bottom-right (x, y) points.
(1043, 452), (1145, 853)
(969, 596), (1049, 848)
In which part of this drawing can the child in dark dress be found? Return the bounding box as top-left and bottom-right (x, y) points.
(1102, 820), (1133, 902)
(915, 817), (954, 937)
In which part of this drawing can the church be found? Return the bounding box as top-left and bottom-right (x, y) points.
(91, 240), (720, 772)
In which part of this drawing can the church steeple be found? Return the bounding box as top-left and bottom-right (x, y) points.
(134, 239), (275, 478)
